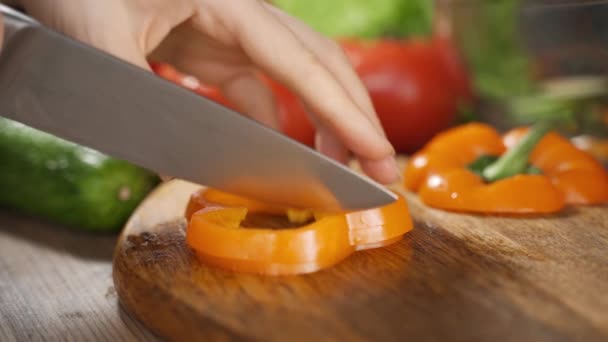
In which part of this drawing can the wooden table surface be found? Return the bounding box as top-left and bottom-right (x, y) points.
(0, 210), (158, 341)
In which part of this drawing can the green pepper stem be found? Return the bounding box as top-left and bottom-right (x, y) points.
(482, 121), (553, 182)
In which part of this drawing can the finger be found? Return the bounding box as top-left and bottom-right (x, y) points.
(220, 69), (279, 129)
(226, 1), (393, 161)
(259, 4), (399, 183)
(309, 104), (398, 183)
(107, 43), (152, 71)
(24, 0), (152, 71)
(315, 126), (350, 164)
(360, 158), (401, 184)
(151, 23), (253, 76)
(287, 85), (396, 182)
(88, 21), (152, 71)
(151, 24), (279, 128)
(264, 4), (385, 136)
(82, 24), (153, 71)
(309, 103), (397, 183)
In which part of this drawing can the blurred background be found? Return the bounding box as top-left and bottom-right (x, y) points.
(268, 0), (608, 161)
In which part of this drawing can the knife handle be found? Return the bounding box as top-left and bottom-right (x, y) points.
(0, 4), (37, 46)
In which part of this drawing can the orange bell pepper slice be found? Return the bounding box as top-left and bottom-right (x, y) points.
(503, 128), (608, 205)
(188, 206), (354, 275)
(185, 188), (285, 220)
(185, 188), (413, 275)
(404, 123), (505, 192)
(404, 123), (608, 214)
(346, 194), (412, 250)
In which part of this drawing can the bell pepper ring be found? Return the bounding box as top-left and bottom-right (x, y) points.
(185, 188), (413, 275)
(188, 206), (354, 275)
(404, 123), (608, 214)
(346, 194), (412, 251)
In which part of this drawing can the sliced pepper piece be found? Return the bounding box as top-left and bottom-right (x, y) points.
(346, 194), (412, 250)
(187, 206), (354, 275)
(404, 123), (505, 191)
(185, 188), (413, 274)
(404, 123), (608, 214)
(503, 128), (608, 205)
(186, 188), (413, 249)
(185, 188), (285, 220)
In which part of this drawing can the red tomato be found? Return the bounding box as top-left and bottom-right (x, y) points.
(430, 36), (474, 103)
(341, 39), (470, 153)
(150, 62), (315, 147)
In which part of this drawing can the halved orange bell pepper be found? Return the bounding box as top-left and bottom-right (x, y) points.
(404, 122), (608, 214)
(503, 127), (608, 205)
(185, 188), (413, 275)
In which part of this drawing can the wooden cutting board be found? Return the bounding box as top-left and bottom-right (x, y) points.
(113, 163), (608, 341)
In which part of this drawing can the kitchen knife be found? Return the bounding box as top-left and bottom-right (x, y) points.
(0, 5), (397, 211)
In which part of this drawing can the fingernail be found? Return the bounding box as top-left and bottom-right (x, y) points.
(384, 140), (397, 157)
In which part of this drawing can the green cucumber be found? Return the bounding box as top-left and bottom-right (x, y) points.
(0, 117), (160, 231)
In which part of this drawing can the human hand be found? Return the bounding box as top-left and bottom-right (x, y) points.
(20, 0), (399, 183)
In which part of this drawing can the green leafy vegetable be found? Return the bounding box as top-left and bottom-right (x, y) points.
(450, 0), (532, 99)
(272, 0), (432, 38)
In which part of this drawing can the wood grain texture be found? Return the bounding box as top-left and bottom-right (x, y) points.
(0, 211), (158, 342)
(113, 171), (608, 341)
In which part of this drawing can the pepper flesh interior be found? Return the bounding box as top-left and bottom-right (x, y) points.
(241, 211), (315, 229)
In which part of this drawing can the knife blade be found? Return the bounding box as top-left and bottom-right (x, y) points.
(0, 6), (397, 211)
